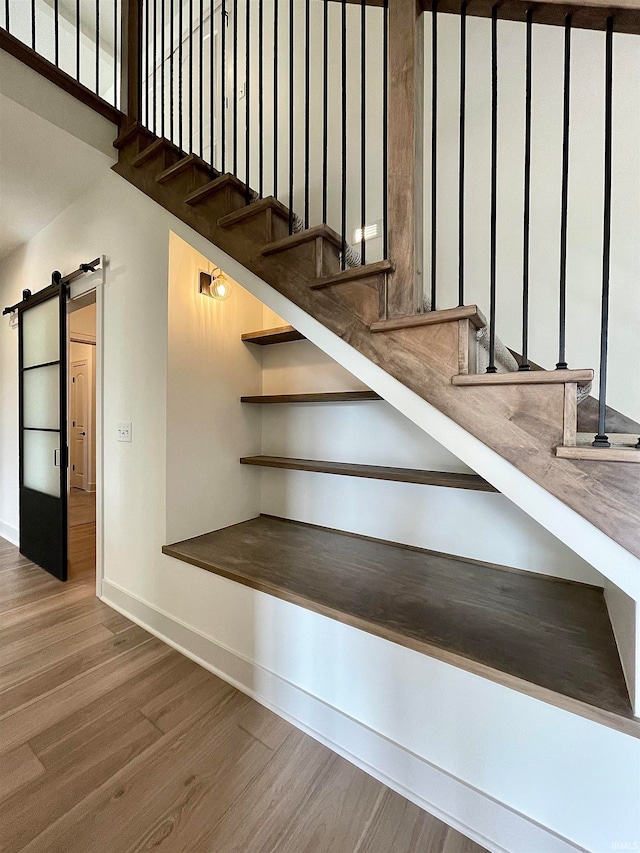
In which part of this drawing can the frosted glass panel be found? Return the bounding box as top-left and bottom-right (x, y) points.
(23, 430), (61, 497)
(23, 365), (59, 430)
(22, 297), (59, 368)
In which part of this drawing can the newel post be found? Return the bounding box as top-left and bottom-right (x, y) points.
(386, 0), (424, 318)
(121, 0), (143, 124)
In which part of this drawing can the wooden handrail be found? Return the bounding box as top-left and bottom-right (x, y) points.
(0, 28), (125, 126)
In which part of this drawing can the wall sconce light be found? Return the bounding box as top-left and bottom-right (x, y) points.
(199, 268), (232, 301)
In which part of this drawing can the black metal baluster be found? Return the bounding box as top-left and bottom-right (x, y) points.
(96, 0), (100, 96)
(199, 0), (203, 156)
(153, 0), (158, 133)
(221, 0), (226, 171)
(245, 0), (250, 202)
(179, 0), (183, 148)
(189, 0), (193, 151)
(360, 0), (366, 265)
(557, 13), (571, 370)
(458, 0), (467, 307)
(76, 0), (80, 80)
(288, 0), (294, 234)
(322, 0), (328, 225)
(54, 0), (59, 66)
(273, 0), (279, 199)
(487, 4), (498, 373)
(5, 0), (9, 33)
(233, 0), (238, 174)
(31, 0), (35, 49)
(161, 0), (166, 136)
(431, 0), (438, 310)
(520, 7), (533, 370)
(144, 0), (149, 126)
(170, 0), (175, 142)
(259, 0), (264, 197)
(114, 0), (118, 106)
(341, 0), (347, 269)
(593, 16), (615, 448)
(209, 0), (213, 169)
(304, 0), (310, 228)
(383, 0), (388, 260)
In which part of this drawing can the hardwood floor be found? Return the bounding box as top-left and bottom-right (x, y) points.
(0, 537), (487, 853)
(68, 488), (96, 577)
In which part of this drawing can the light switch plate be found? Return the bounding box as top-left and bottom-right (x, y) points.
(117, 422), (132, 442)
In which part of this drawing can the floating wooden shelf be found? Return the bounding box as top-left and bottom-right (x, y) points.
(240, 391), (382, 404)
(239, 456), (497, 492)
(241, 326), (305, 346)
(163, 516), (636, 737)
(452, 369), (594, 388)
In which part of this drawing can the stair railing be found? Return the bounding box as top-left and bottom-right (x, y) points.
(0, 0), (123, 118)
(136, 0), (388, 274)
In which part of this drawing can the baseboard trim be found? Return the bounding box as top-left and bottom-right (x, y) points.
(100, 578), (586, 853)
(0, 519), (19, 546)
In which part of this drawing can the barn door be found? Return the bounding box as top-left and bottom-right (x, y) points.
(18, 275), (68, 580)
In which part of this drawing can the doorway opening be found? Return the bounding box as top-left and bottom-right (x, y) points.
(67, 297), (97, 579)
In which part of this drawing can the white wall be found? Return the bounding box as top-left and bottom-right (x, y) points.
(166, 232), (263, 543)
(0, 92), (638, 852)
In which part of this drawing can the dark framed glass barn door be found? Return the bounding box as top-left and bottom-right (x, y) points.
(18, 278), (68, 581)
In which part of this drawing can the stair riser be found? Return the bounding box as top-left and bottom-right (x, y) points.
(116, 132), (156, 164)
(319, 280), (382, 326)
(222, 209), (291, 246)
(159, 165), (215, 198)
(190, 186), (247, 222)
(136, 148), (182, 174)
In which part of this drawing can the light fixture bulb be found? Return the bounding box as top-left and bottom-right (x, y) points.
(211, 273), (231, 300)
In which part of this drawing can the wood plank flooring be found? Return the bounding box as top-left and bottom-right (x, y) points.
(0, 536), (488, 853)
(163, 516), (636, 734)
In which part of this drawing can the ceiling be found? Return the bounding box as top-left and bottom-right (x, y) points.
(0, 93), (115, 261)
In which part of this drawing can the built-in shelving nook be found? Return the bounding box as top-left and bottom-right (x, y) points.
(164, 233), (636, 738)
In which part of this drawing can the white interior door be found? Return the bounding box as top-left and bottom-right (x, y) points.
(70, 359), (89, 490)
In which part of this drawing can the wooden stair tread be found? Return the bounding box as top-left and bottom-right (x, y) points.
(241, 326), (305, 345)
(239, 456), (498, 491)
(557, 433), (640, 462)
(185, 173), (247, 205)
(371, 305), (487, 332)
(262, 224), (343, 256)
(312, 260), (395, 290)
(240, 391), (382, 404)
(131, 137), (182, 167)
(452, 369), (594, 388)
(163, 515), (636, 736)
(219, 196), (290, 228)
(156, 154), (215, 184)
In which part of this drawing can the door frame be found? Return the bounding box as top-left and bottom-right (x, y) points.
(66, 273), (104, 598)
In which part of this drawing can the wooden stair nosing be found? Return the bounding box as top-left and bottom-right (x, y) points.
(163, 515), (637, 738)
(262, 224), (343, 257)
(452, 369), (594, 388)
(112, 122), (155, 150)
(219, 196), (290, 229)
(239, 455), (498, 491)
(156, 154), (216, 184)
(184, 172), (248, 205)
(240, 391), (382, 404)
(371, 305), (487, 332)
(131, 137), (182, 168)
(241, 326), (305, 345)
(311, 259), (396, 290)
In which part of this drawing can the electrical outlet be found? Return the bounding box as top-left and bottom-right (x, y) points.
(117, 422), (132, 442)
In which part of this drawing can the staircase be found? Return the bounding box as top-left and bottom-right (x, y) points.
(112, 123), (640, 567)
